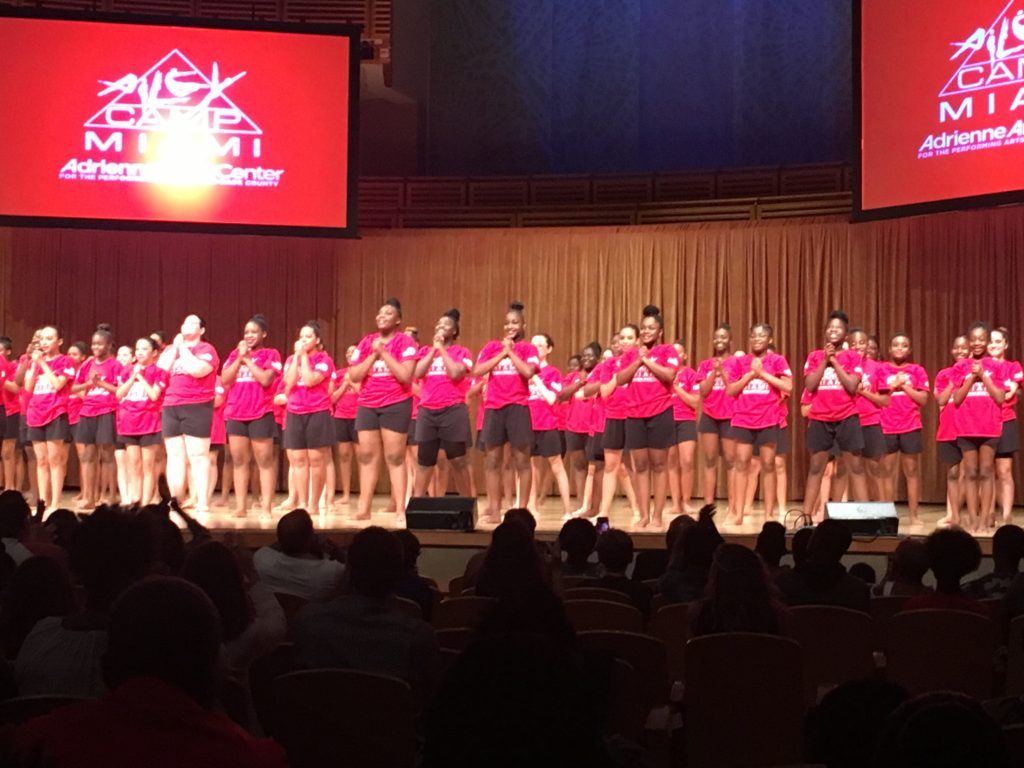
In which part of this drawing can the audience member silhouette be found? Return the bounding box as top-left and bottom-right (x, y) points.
(966, 524), (1024, 599)
(558, 518), (602, 578)
(476, 520), (549, 600)
(590, 528), (652, 619)
(0, 556), (74, 660)
(774, 520), (870, 612)
(806, 679), (911, 768)
(873, 538), (932, 597)
(659, 505), (724, 604)
(754, 520), (787, 576)
(15, 506), (150, 697)
(394, 529), (436, 620)
(631, 513), (695, 582)
(253, 509), (344, 602)
(874, 692), (1010, 768)
(291, 526), (439, 707)
(691, 543), (786, 636)
(904, 528), (986, 616)
(11, 577), (288, 768)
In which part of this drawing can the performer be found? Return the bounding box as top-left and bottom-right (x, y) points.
(989, 327), (1022, 525)
(0, 336), (18, 491)
(879, 333), (930, 526)
(935, 335), (969, 527)
(413, 309), (474, 497)
(724, 323), (792, 524)
(802, 310), (868, 522)
(71, 325), (121, 509)
(849, 328), (888, 501)
(952, 322), (1007, 532)
(349, 299), (418, 521)
(116, 336), (167, 505)
(158, 314), (219, 514)
(697, 324), (738, 517)
(598, 327), (640, 520)
(329, 345), (359, 506)
(669, 340), (699, 516)
(616, 305), (680, 528)
(579, 342), (608, 518)
(282, 321), (335, 513)
(472, 301), (539, 524)
(65, 342), (87, 504)
(221, 314), (282, 517)
(526, 333), (573, 516)
(560, 344), (599, 511)
(24, 326), (75, 512)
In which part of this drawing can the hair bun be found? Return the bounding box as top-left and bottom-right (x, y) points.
(642, 304), (661, 317)
(385, 297), (402, 312)
(445, 308), (461, 322)
(251, 313), (268, 324)
(95, 323), (113, 333)
(509, 301), (525, 312)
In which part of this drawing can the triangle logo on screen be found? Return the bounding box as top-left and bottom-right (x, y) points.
(84, 49), (262, 135)
(941, 1), (1024, 97)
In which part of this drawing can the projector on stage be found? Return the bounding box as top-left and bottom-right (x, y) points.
(825, 502), (899, 536)
(405, 496), (476, 532)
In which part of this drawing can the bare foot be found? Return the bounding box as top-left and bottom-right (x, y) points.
(571, 507), (597, 519)
(634, 516), (650, 529)
(350, 511), (372, 521)
(477, 514), (501, 525)
(231, 509), (247, 519)
(340, 495), (351, 505)
(650, 515), (663, 529)
(1004, 514), (1015, 525)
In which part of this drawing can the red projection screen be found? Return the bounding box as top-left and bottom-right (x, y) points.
(0, 10), (358, 237)
(856, 0), (1024, 220)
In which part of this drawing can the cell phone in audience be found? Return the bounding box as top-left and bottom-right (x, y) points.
(596, 516), (610, 535)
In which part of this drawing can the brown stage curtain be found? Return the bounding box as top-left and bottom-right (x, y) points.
(2, 204), (1023, 504)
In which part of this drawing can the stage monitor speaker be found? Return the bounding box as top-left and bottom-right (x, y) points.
(405, 496), (476, 532)
(825, 501), (899, 536)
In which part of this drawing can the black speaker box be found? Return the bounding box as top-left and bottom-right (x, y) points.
(826, 501), (899, 536)
(405, 496), (476, 532)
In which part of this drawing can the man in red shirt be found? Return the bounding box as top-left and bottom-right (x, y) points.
(11, 577), (287, 768)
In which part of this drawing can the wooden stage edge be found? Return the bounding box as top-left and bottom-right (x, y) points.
(165, 495), (1011, 556)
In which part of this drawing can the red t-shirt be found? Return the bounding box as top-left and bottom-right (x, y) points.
(934, 365), (959, 442)
(1, 357), (19, 416)
(856, 358), (884, 427)
(724, 353), (792, 430)
(164, 342), (219, 407)
(696, 357), (735, 420)
(564, 370), (593, 434)
(600, 357), (629, 421)
(330, 368), (359, 419)
(417, 344), (474, 410)
(556, 372), (575, 429)
(528, 363), (562, 431)
(353, 332), (418, 408)
(803, 349), (862, 422)
(953, 357), (1007, 438)
(222, 347), (282, 422)
(620, 344), (680, 419)
(284, 351), (334, 415)
(75, 357), (121, 418)
(879, 362), (929, 435)
(1001, 359), (1023, 422)
(477, 341), (540, 409)
(117, 364), (167, 436)
(25, 355), (76, 428)
(13, 677), (288, 768)
(672, 366), (698, 422)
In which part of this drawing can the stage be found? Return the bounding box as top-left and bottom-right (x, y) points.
(168, 495), (1001, 556)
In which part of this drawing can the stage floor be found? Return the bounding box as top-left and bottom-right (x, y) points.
(153, 494), (1004, 555)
